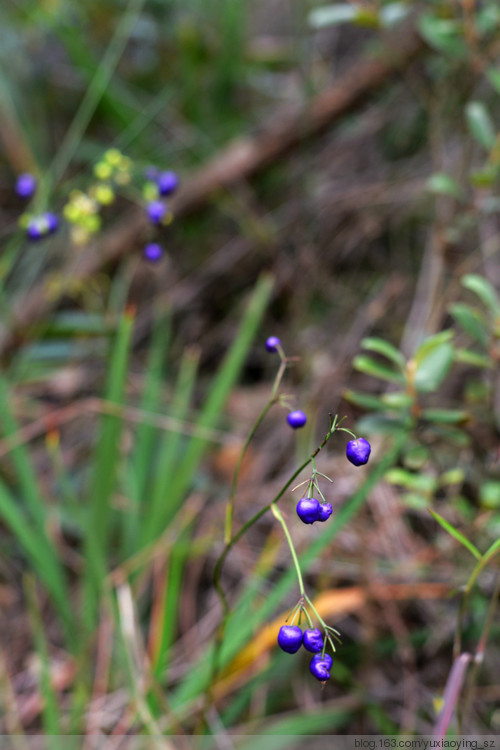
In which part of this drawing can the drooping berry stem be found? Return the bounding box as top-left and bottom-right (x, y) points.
(271, 503), (305, 596)
(223, 345), (288, 544)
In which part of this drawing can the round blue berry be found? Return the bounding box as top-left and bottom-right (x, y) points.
(318, 503), (333, 522)
(143, 243), (163, 262)
(157, 171), (179, 196)
(16, 173), (37, 199)
(265, 336), (281, 352)
(44, 212), (59, 235)
(277, 625), (303, 654)
(303, 628), (324, 653)
(146, 200), (166, 224)
(296, 497), (320, 524)
(26, 219), (44, 241)
(287, 410), (307, 429)
(346, 437), (371, 467)
(309, 653), (333, 681)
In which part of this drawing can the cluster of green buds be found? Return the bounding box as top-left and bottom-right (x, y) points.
(62, 149), (131, 245)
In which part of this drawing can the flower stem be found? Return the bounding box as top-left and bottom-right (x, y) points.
(223, 356), (287, 544)
(271, 503), (305, 597)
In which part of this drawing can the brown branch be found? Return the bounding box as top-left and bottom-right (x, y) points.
(1, 24), (425, 359)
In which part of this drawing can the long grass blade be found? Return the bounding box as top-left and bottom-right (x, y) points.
(83, 308), (134, 626)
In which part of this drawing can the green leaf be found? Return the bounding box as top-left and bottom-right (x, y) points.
(308, 4), (357, 28)
(343, 389), (386, 411)
(352, 354), (405, 384)
(413, 334), (455, 393)
(401, 493), (431, 510)
(480, 481), (500, 510)
(422, 408), (469, 424)
(487, 68), (500, 96)
(454, 348), (492, 368)
(449, 303), (489, 347)
(361, 337), (405, 369)
(414, 330), (454, 363)
(418, 13), (466, 58)
(428, 509), (481, 560)
(356, 413), (409, 435)
(462, 273), (500, 316)
(403, 444), (430, 470)
(381, 391), (413, 409)
(427, 172), (462, 200)
(385, 468), (436, 493)
(465, 101), (497, 151)
(439, 468), (465, 486)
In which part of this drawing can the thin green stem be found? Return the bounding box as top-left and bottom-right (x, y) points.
(337, 426), (357, 439)
(214, 417), (339, 616)
(271, 503), (305, 596)
(224, 357), (287, 543)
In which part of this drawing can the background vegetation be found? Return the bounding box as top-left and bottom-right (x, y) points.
(0, 0), (499, 739)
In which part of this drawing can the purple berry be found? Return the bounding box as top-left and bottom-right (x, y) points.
(16, 173), (37, 199)
(26, 220), (44, 241)
(309, 653), (333, 681)
(277, 625), (303, 654)
(346, 437), (371, 467)
(296, 497), (320, 524)
(287, 410), (307, 429)
(44, 212), (59, 234)
(265, 336), (281, 352)
(303, 628), (324, 653)
(146, 200), (166, 224)
(318, 503), (333, 522)
(157, 171), (179, 196)
(143, 243), (163, 263)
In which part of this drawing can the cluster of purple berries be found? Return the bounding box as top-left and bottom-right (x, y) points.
(277, 625), (332, 681)
(15, 173), (61, 241)
(296, 496), (332, 524)
(143, 170), (179, 263)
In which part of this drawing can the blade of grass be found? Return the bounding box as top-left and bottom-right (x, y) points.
(428, 509), (481, 560)
(139, 345), (200, 550)
(164, 273), (273, 523)
(0, 372), (48, 530)
(0, 479), (74, 644)
(83, 308), (135, 628)
(150, 522), (193, 681)
(121, 310), (172, 554)
(24, 575), (61, 736)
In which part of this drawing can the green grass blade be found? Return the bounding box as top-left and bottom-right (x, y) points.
(121, 310), (172, 554)
(0, 373), (47, 530)
(165, 274), (273, 520)
(0, 478), (74, 643)
(466, 538), (500, 593)
(84, 308), (134, 625)
(140, 345), (200, 549)
(428, 508), (481, 560)
(25, 576), (61, 736)
(133, 311), (172, 500)
(151, 525), (192, 680)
